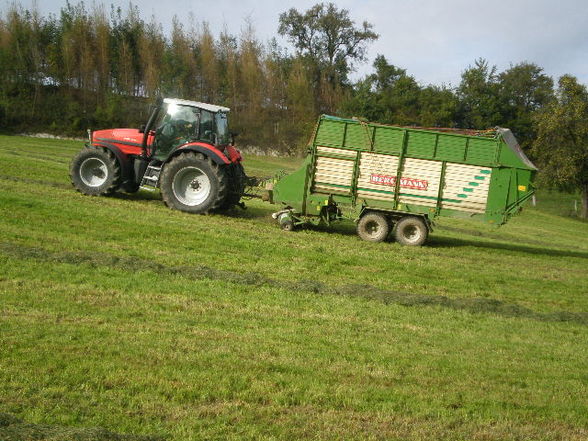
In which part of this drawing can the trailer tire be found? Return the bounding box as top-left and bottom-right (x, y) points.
(278, 212), (295, 231)
(394, 216), (428, 246)
(70, 147), (121, 196)
(357, 212), (390, 242)
(160, 151), (228, 214)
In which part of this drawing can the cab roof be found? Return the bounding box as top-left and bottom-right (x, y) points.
(163, 98), (230, 113)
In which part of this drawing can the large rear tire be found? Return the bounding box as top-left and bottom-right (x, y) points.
(357, 212), (390, 242)
(218, 162), (246, 211)
(394, 216), (429, 246)
(70, 147), (121, 196)
(160, 151), (228, 214)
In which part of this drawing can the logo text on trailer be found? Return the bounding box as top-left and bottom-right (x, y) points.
(370, 174), (428, 191)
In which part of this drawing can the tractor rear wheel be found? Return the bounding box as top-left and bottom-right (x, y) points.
(218, 162), (246, 211)
(70, 147), (121, 196)
(160, 151), (228, 214)
(357, 212), (390, 242)
(394, 216), (429, 246)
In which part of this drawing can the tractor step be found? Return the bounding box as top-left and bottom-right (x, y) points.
(140, 164), (162, 191)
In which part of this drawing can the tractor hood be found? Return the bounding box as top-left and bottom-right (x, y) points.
(92, 128), (144, 145)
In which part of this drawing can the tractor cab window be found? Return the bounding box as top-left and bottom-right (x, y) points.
(157, 104), (199, 139)
(199, 110), (214, 143)
(215, 112), (230, 146)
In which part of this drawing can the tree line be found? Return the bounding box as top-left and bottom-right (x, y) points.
(0, 2), (586, 216)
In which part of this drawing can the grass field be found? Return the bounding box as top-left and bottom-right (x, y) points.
(1, 134), (587, 441)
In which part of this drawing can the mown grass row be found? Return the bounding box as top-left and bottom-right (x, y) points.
(1, 135), (587, 440)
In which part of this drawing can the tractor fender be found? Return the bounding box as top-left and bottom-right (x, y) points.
(90, 142), (133, 182)
(172, 143), (231, 165)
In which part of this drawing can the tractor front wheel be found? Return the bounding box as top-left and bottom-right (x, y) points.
(70, 147), (121, 196)
(160, 152), (228, 214)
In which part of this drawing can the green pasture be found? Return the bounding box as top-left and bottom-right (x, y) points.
(0, 135), (587, 440)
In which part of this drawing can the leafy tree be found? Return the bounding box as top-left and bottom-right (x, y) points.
(164, 16), (197, 98)
(232, 20), (265, 147)
(93, 5), (111, 99)
(278, 2), (377, 112)
(110, 4), (144, 96)
(278, 2), (377, 81)
(341, 55), (414, 123)
(532, 75), (588, 218)
(456, 58), (501, 129)
(197, 22), (219, 103)
(419, 85), (458, 128)
(343, 55), (457, 127)
(138, 16), (165, 98)
(497, 62), (553, 150)
(217, 27), (239, 109)
(340, 77), (379, 121)
(371, 54), (406, 91)
(284, 57), (316, 152)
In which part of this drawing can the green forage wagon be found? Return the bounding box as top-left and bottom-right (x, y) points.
(270, 115), (537, 246)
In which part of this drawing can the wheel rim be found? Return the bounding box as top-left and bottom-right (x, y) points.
(365, 220), (381, 238)
(79, 157), (108, 187)
(172, 166), (211, 206)
(402, 224), (422, 243)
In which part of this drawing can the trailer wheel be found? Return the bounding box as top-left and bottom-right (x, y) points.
(70, 147), (121, 196)
(160, 151), (228, 214)
(394, 216), (428, 246)
(278, 212), (295, 231)
(357, 212), (390, 242)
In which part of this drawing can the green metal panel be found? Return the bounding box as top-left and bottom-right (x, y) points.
(272, 115), (537, 227)
(271, 156), (311, 213)
(466, 138), (498, 164)
(315, 119), (344, 147)
(499, 143), (526, 168)
(406, 131), (436, 158)
(345, 124), (371, 149)
(437, 135), (467, 162)
(374, 126), (403, 154)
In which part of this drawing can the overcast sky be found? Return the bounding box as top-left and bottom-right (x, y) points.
(7, 0), (588, 87)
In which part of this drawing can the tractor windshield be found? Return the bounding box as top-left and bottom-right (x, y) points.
(155, 103), (199, 139)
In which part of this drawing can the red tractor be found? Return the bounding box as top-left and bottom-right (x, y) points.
(70, 97), (246, 213)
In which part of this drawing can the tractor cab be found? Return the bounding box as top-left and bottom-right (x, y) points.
(149, 98), (231, 161)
